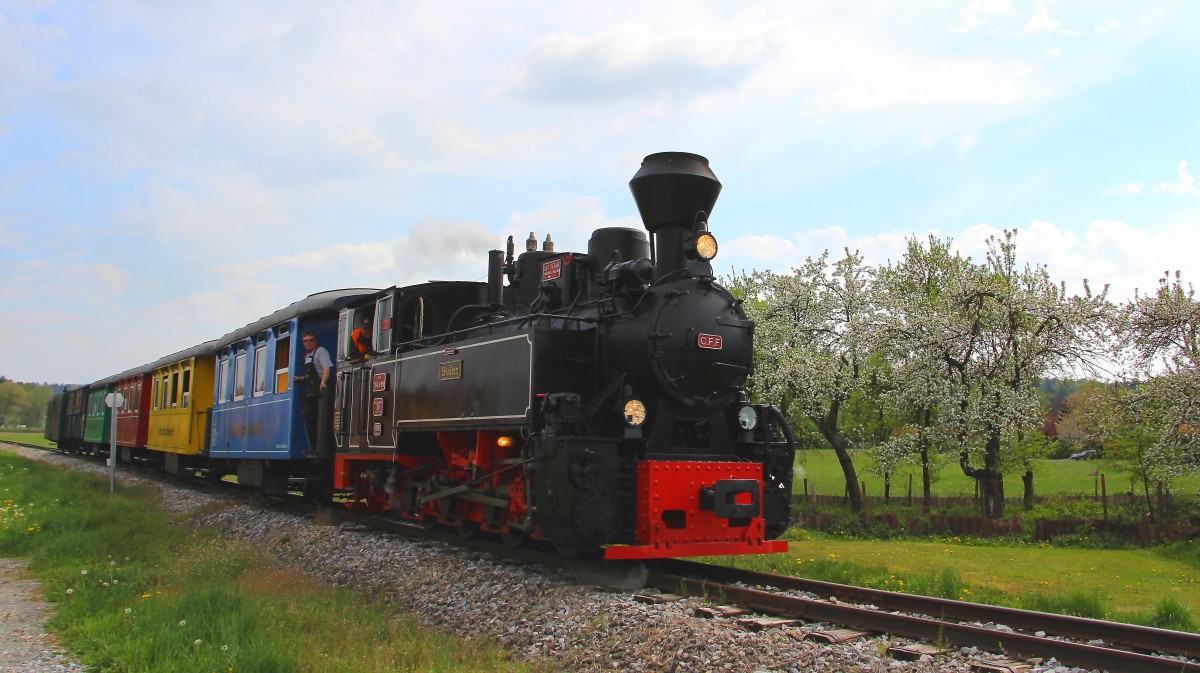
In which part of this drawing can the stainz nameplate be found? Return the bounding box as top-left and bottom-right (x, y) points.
(439, 360), (463, 381)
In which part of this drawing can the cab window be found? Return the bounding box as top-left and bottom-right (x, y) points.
(376, 295), (393, 352)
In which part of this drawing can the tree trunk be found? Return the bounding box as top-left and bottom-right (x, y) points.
(816, 401), (863, 513)
(920, 443), (932, 512)
(1022, 468), (1034, 509)
(831, 440), (863, 512)
(961, 430), (1006, 518)
(1136, 444), (1156, 526)
(919, 407), (933, 511)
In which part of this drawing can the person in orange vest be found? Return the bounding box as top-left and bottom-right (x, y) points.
(349, 316), (373, 361)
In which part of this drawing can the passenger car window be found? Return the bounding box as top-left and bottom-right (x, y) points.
(234, 353), (246, 401)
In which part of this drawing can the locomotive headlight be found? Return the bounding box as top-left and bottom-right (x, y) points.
(623, 399), (647, 427)
(694, 233), (719, 260)
(737, 405), (758, 430)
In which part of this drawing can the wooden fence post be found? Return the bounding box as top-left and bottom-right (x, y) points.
(1101, 474), (1108, 525)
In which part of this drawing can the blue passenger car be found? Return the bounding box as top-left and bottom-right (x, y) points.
(208, 289), (374, 490)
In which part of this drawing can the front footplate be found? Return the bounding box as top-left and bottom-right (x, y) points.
(604, 460), (789, 561)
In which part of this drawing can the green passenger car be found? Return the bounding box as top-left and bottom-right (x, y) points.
(82, 381), (116, 450)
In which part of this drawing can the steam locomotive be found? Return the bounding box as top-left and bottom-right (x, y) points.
(332, 152), (795, 559)
(45, 152), (795, 560)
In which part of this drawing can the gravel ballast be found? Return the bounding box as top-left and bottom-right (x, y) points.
(2, 444), (1100, 673)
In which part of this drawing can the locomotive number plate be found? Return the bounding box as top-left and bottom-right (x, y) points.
(439, 360), (463, 381)
(371, 372), (388, 392)
(542, 258), (561, 281)
(697, 333), (724, 350)
(372, 398), (385, 416)
(372, 422), (382, 437)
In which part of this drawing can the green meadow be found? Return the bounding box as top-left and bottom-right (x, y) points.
(716, 529), (1200, 631)
(0, 450), (535, 673)
(0, 430), (55, 448)
(792, 448), (1200, 500)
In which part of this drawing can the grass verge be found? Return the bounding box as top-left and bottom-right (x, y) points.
(712, 528), (1200, 631)
(0, 450), (536, 673)
(0, 432), (55, 448)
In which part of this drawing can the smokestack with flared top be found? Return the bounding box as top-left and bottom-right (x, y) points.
(628, 152), (722, 277)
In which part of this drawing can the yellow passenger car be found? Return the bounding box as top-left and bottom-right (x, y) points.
(147, 341), (216, 473)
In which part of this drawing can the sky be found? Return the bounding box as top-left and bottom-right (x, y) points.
(2, 0), (1199, 385)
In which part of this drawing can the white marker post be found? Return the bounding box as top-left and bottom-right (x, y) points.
(104, 392), (124, 495)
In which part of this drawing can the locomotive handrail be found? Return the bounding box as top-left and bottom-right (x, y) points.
(763, 405), (796, 451)
(391, 312), (597, 351)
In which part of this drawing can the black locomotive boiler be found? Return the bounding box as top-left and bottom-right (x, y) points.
(333, 152), (795, 559)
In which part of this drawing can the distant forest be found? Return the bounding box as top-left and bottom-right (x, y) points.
(0, 377), (66, 428)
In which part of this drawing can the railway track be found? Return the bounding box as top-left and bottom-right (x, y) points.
(9, 439), (1200, 673)
(645, 559), (1200, 673)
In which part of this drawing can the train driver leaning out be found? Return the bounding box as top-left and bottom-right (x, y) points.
(349, 315), (374, 361)
(294, 332), (333, 456)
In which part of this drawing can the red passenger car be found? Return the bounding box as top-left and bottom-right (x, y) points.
(113, 366), (153, 458)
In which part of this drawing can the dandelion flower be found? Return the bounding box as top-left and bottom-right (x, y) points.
(221, 645), (228, 652)
(194, 639), (203, 647)
(124, 608), (132, 615)
(179, 620), (187, 627)
(80, 569), (88, 575)
(65, 589), (73, 596)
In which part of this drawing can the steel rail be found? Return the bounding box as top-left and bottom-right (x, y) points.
(647, 563), (1200, 673)
(654, 558), (1200, 660)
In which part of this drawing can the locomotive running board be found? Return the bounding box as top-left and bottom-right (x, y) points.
(604, 539), (787, 561)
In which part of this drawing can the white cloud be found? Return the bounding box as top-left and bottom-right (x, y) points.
(1153, 160), (1197, 195)
(1025, 1), (1081, 35)
(0, 7), (64, 117)
(721, 218), (1200, 305)
(2, 1), (1196, 385)
(0, 217), (25, 251)
(1107, 183), (1144, 196)
(720, 226), (915, 275)
(953, 0), (1021, 34)
(213, 217), (501, 294)
(1108, 160), (1198, 198)
(494, 21), (771, 107)
(115, 176), (290, 249)
(0, 259), (128, 303)
(953, 0), (1082, 36)
(509, 194), (640, 255)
